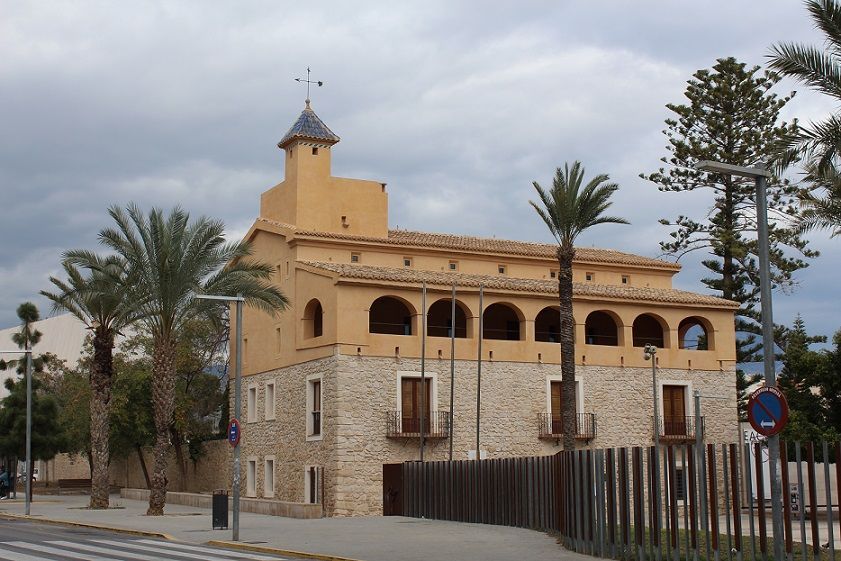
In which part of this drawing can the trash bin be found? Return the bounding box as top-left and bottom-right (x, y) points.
(212, 489), (228, 530)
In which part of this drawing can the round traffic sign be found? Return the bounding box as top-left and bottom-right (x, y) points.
(747, 386), (789, 437)
(227, 418), (241, 448)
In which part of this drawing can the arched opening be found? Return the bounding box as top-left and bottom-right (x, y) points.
(369, 296), (414, 335)
(585, 311), (619, 346)
(535, 307), (560, 343)
(678, 316), (712, 350)
(427, 299), (469, 338)
(632, 314), (666, 348)
(303, 299), (323, 339)
(483, 303), (523, 341)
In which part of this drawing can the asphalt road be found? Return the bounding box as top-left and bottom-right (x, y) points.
(0, 519), (295, 561)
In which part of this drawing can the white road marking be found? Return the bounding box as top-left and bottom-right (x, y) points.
(134, 539), (288, 560)
(0, 545), (61, 561)
(50, 539), (162, 560)
(4, 541), (115, 560)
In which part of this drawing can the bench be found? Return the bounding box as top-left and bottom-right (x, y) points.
(58, 478), (92, 495)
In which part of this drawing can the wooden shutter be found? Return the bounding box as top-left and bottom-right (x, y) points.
(312, 380), (321, 412)
(663, 385), (687, 436)
(551, 381), (563, 434)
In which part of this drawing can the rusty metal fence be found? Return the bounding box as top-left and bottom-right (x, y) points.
(397, 440), (840, 561)
(401, 455), (559, 531)
(559, 441), (840, 561)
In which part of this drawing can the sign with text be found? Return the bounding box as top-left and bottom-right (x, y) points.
(227, 418), (241, 448)
(747, 386), (789, 437)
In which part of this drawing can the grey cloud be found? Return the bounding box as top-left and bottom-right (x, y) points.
(1, 0), (839, 341)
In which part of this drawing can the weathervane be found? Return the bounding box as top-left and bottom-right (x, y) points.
(294, 67), (323, 106)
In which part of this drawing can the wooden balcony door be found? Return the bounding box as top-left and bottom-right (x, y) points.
(401, 378), (430, 433)
(663, 385), (687, 435)
(550, 381), (563, 434)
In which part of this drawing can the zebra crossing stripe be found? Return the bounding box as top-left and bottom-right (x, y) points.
(3, 541), (115, 560)
(94, 538), (281, 560)
(50, 539), (163, 560)
(134, 538), (288, 560)
(0, 545), (61, 561)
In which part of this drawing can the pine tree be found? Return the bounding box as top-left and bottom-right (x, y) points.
(641, 58), (817, 415)
(0, 377), (66, 477)
(777, 317), (838, 452)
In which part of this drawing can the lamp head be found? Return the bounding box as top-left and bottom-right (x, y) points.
(643, 344), (657, 361)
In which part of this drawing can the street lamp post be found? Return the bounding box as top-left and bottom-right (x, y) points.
(696, 160), (783, 561)
(196, 293), (245, 542)
(644, 344), (662, 560)
(0, 348), (33, 516)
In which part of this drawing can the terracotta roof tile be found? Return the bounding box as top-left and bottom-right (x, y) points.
(299, 261), (738, 308)
(256, 217), (680, 270)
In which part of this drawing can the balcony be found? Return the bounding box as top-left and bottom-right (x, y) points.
(654, 415), (703, 441)
(538, 412), (597, 441)
(386, 411), (451, 439)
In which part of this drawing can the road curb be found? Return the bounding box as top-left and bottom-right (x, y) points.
(0, 512), (176, 540)
(208, 539), (366, 561)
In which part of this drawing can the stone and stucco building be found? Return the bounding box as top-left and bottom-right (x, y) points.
(234, 101), (739, 516)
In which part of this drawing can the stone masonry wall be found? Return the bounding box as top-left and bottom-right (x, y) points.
(333, 355), (738, 516)
(235, 355), (338, 513)
(109, 439), (230, 494)
(237, 352), (737, 517)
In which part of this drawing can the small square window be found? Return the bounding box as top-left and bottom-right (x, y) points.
(448, 261), (458, 271)
(312, 147), (319, 155)
(622, 275), (630, 284)
(351, 253), (360, 263)
(585, 272), (594, 282)
(550, 270), (557, 279)
(403, 257), (412, 267)
(498, 265), (506, 275)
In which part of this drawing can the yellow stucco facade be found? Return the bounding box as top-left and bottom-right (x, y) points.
(232, 103), (739, 515)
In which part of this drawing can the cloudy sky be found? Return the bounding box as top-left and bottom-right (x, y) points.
(2, 1), (839, 342)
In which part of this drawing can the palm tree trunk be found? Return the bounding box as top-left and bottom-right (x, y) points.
(558, 246), (577, 451)
(89, 332), (114, 509)
(147, 337), (177, 516)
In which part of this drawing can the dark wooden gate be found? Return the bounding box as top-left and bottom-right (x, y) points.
(382, 463), (403, 516)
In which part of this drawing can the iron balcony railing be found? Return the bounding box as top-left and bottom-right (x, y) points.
(653, 415), (703, 440)
(386, 411), (451, 438)
(538, 412), (597, 440)
(311, 411), (321, 436)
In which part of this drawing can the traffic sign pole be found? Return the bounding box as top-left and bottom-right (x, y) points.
(756, 172), (785, 561)
(233, 295), (242, 542)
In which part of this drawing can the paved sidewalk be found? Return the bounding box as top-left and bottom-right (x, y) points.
(0, 494), (580, 561)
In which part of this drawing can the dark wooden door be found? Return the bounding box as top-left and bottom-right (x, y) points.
(401, 378), (430, 433)
(382, 463), (403, 516)
(663, 385), (686, 435)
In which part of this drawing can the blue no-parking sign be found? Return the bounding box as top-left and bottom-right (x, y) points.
(747, 386), (789, 437)
(227, 418), (241, 447)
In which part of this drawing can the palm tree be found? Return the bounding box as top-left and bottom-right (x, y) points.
(769, 0), (841, 172)
(41, 256), (138, 509)
(800, 161), (841, 236)
(70, 204), (288, 515)
(530, 162), (628, 450)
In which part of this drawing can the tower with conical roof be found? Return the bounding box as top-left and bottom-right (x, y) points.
(260, 101), (388, 237)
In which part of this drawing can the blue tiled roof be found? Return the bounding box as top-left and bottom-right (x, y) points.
(278, 102), (340, 148)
